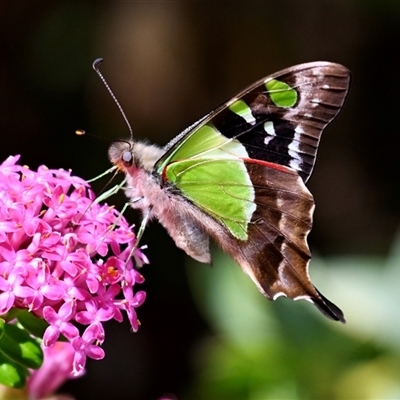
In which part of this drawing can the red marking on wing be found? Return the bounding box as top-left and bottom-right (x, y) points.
(162, 157), (295, 182)
(161, 166), (168, 182)
(162, 161), (179, 182)
(241, 157), (295, 173)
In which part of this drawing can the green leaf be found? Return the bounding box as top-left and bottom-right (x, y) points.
(0, 351), (28, 389)
(0, 324), (43, 370)
(15, 309), (48, 339)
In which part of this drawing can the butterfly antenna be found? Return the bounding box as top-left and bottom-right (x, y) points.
(92, 58), (134, 141)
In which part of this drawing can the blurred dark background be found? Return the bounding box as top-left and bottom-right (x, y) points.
(1, 2), (400, 399)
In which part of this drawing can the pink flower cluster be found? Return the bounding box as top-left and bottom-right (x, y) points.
(0, 155), (147, 375)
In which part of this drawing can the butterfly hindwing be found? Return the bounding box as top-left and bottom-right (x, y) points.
(234, 160), (344, 321)
(164, 154), (345, 321)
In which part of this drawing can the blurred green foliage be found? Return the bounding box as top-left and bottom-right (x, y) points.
(186, 233), (400, 400)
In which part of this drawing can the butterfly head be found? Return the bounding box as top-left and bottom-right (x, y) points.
(108, 140), (136, 172)
(109, 140), (164, 173)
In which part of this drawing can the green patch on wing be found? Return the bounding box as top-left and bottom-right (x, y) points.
(228, 99), (256, 125)
(265, 79), (297, 108)
(157, 124), (248, 173)
(165, 157), (255, 240)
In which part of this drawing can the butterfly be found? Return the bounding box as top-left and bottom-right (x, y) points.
(106, 61), (350, 323)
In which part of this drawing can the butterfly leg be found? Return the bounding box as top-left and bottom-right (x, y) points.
(123, 204), (152, 272)
(135, 205), (153, 248)
(94, 178), (128, 204)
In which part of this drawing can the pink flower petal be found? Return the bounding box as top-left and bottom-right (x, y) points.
(0, 155), (147, 378)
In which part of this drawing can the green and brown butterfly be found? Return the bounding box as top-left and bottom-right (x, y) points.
(104, 61), (350, 323)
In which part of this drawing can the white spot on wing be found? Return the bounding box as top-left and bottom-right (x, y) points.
(311, 98), (321, 107)
(273, 292), (287, 300)
(263, 121), (276, 145)
(289, 158), (301, 170)
(264, 137), (274, 145)
(241, 111), (256, 125)
(288, 147), (302, 166)
(288, 140), (300, 152)
(288, 148), (302, 162)
(293, 295), (314, 304)
(264, 121), (276, 135)
(293, 132), (302, 144)
(322, 84), (330, 89)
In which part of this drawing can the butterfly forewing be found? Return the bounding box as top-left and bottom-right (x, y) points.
(157, 62), (350, 182)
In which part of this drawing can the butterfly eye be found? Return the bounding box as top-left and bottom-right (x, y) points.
(122, 150), (133, 166)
